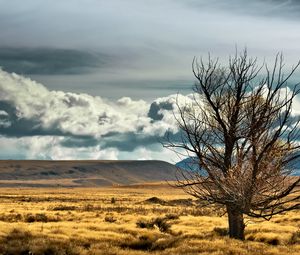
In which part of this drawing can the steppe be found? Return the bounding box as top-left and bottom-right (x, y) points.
(0, 160), (299, 254)
(0, 185), (299, 255)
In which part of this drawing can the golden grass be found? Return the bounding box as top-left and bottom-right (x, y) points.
(0, 186), (298, 254)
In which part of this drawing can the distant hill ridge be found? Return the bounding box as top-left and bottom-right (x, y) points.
(176, 157), (300, 176)
(0, 160), (178, 187)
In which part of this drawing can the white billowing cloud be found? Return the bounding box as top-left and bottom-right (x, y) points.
(255, 84), (300, 117)
(0, 109), (11, 127)
(117, 97), (148, 116)
(0, 110), (8, 116)
(0, 69), (196, 161)
(119, 145), (181, 164)
(0, 69), (186, 139)
(0, 135), (176, 162)
(278, 86), (300, 116)
(145, 93), (195, 136)
(48, 142), (119, 161)
(292, 95), (300, 116)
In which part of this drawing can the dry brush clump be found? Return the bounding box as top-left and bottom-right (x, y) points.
(136, 213), (181, 234)
(289, 229), (300, 244)
(0, 212), (61, 223)
(119, 233), (182, 252)
(0, 228), (80, 255)
(104, 214), (117, 223)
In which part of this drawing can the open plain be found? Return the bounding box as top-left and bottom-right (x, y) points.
(0, 185), (299, 255)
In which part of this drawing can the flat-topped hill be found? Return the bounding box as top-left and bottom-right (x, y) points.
(0, 160), (178, 187)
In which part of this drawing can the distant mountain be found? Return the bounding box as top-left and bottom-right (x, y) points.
(0, 160), (178, 187)
(289, 162), (300, 176)
(175, 157), (208, 176)
(176, 157), (300, 176)
(175, 157), (200, 172)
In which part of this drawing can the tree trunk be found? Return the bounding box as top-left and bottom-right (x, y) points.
(226, 206), (245, 240)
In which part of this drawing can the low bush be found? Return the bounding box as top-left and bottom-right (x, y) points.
(0, 228), (82, 255)
(121, 234), (155, 251)
(136, 219), (155, 229)
(213, 227), (228, 237)
(153, 217), (171, 233)
(289, 230), (300, 244)
(136, 215), (173, 233)
(120, 234), (181, 251)
(164, 213), (180, 220)
(0, 213), (22, 222)
(104, 215), (117, 223)
(246, 233), (281, 245)
(52, 205), (77, 211)
(24, 213), (60, 223)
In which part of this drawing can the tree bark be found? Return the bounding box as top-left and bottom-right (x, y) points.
(226, 206), (245, 240)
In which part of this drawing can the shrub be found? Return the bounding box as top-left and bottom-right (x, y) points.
(289, 230), (300, 244)
(267, 238), (280, 245)
(24, 213), (59, 223)
(164, 213), (179, 220)
(0, 213), (22, 222)
(82, 204), (94, 211)
(104, 215), (117, 223)
(5, 228), (32, 242)
(122, 234), (155, 251)
(35, 213), (48, 222)
(213, 227), (228, 236)
(246, 233), (281, 245)
(0, 228), (32, 254)
(0, 228), (81, 255)
(136, 216), (172, 233)
(136, 219), (155, 229)
(52, 205), (77, 211)
(120, 234), (180, 251)
(153, 217), (171, 233)
(25, 214), (36, 223)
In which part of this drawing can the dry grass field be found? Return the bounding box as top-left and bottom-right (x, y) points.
(0, 184), (299, 255)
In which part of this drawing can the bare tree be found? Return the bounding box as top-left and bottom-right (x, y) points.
(164, 50), (300, 240)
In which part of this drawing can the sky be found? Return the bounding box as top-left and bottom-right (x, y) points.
(1, 0), (300, 163)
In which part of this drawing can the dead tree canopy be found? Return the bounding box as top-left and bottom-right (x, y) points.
(164, 50), (300, 240)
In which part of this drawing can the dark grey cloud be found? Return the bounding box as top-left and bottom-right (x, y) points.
(60, 137), (99, 148)
(148, 101), (174, 121)
(0, 101), (71, 137)
(100, 132), (160, 152)
(0, 48), (110, 75)
(0, 101), (44, 137)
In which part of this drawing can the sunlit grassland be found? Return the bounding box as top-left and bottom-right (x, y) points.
(0, 185), (299, 254)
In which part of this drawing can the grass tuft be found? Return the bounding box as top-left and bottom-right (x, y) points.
(289, 229), (300, 244)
